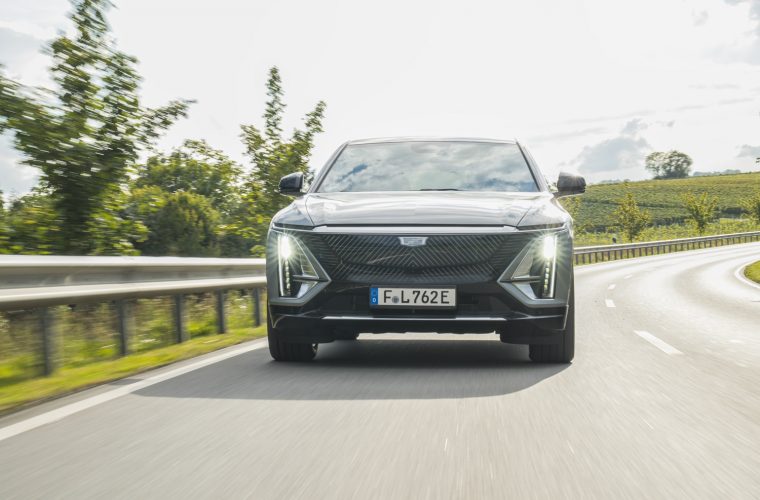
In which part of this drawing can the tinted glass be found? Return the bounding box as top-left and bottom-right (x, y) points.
(317, 141), (538, 193)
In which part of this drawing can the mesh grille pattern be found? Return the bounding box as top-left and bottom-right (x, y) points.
(298, 232), (533, 284)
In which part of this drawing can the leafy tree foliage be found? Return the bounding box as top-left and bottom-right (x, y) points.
(135, 140), (241, 213)
(645, 151), (693, 179)
(130, 141), (247, 256)
(612, 187), (652, 242)
(0, 190), (59, 254)
(129, 187), (220, 256)
(682, 191), (718, 235)
(741, 191), (760, 224)
(236, 67), (326, 255)
(0, 0), (190, 254)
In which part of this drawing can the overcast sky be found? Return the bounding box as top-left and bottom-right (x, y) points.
(1, 0), (760, 195)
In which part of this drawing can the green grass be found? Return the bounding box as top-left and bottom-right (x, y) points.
(574, 172), (760, 231)
(0, 325), (266, 415)
(745, 261), (760, 284)
(575, 218), (760, 246)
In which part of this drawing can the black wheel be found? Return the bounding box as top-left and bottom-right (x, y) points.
(267, 315), (317, 362)
(529, 283), (575, 364)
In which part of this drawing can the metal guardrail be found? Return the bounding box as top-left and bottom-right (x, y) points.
(0, 256), (266, 375)
(1, 230), (758, 376)
(573, 231), (760, 265)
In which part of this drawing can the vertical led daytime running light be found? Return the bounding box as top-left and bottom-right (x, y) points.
(278, 234), (292, 296)
(542, 234), (557, 298)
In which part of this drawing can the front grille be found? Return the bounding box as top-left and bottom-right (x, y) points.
(297, 232), (533, 284)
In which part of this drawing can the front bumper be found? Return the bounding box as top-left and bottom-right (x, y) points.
(270, 311), (566, 343)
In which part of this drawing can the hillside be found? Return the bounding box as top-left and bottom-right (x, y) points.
(574, 172), (760, 231)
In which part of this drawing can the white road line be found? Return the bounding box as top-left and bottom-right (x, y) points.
(734, 261), (760, 291)
(0, 339), (267, 443)
(608, 284), (616, 290)
(624, 274), (633, 280)
(634, 330), (682, 355)
(605, 299), (616, 308)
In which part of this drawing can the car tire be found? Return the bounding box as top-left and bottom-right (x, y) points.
(529, 282), (575, 364)
(267, 315), (318, 362)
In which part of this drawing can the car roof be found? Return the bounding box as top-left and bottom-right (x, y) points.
(345, 137), (518, 145)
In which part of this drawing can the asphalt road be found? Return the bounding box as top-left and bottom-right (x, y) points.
(1, 243), (759, 499)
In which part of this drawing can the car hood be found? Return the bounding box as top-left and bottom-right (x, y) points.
(279, 191), (564, 228)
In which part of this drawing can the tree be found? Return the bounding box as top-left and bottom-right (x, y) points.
(741, 191), (760, 224)
(682, 191), (718, 235)
(129, 187), (220, 256)
(131, 140), (248, 256)
(645, 151), (693, 179)
(612, 188), (651, 242)
(0, 190), (60, 254)
(559, 196), (587, 236)
(0, 0), (191, 254)
(135, 140), (242, 213)
(236, 67), (326, 255)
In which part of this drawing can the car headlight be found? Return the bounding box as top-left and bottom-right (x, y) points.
(277, 234), (320, 298)
(539, 234), (557, 298)
(504, 233), (559, 300)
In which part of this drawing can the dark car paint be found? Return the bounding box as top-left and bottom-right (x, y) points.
(273, 192), (571, 229)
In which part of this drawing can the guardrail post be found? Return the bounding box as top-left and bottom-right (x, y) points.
(215, 290), (227, 334)
(38, 307), (55, 376)
(116, 299), (131, 356)
(252, 288), (262, 327)
(174, 294), (187, 343)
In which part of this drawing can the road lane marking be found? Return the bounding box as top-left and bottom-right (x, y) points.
(608, 284), (616, 290)
(624, 274), (633, 279)
(735, 261), (760, 291)
(0, 339), (267, 443)
(634, 330), (682, 355)
(605, 299), (616, 308)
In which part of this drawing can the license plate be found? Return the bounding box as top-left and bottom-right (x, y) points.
(370, 287), (456, 308)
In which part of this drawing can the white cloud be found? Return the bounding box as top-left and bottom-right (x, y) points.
(0, 27), (43, 68)
(567, 120), (652, 178)
(692, 10), (710, 26)
(0, 134), (38, 195)
(713, 0), (760, 63)
(737, 144), (760, 158)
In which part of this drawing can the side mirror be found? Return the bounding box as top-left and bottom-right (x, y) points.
(555, 172), (586, 197)
(279, 172), (304, 195)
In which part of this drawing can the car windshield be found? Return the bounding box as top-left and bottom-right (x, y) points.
(316, 141), (538, 193)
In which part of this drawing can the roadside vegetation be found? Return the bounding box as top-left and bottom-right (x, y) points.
(567, 172), (760, 233)
(745, 261), (760, 284)
(563, 173), (760, 246)
(0, 291), (266, 414)
(0, 0), (325, 258)
(0, 0), (298, 413)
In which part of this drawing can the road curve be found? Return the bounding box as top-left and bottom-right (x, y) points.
(1, 243), (759, 499)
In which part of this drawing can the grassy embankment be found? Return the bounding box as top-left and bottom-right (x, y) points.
(745, 261), (760, 284)
(571, 172), (760, 246)
(0, 292), (266, 414)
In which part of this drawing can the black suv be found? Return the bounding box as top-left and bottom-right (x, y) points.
(265, 138), (585, 363)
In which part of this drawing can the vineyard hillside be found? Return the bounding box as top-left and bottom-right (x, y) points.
(575, 172), (760, 230)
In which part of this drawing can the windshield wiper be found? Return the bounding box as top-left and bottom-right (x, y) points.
(419, 188), (461, 191)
